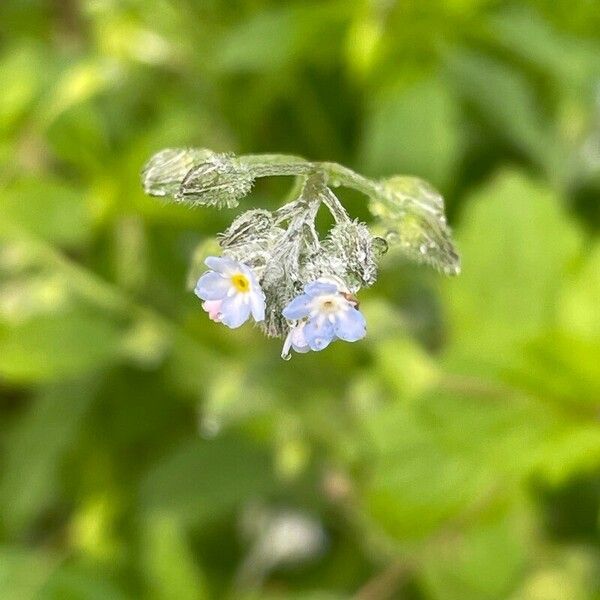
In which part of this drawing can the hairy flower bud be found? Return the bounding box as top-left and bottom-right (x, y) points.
(176, 153), (254, 209)
(324, 220), (380, 290)
(219, 209), (275, 249)
(219, 209), (286, 273)
(373, 176), (460, 275)
(141, 148), (215, 197)
(258, 264), (298, 338)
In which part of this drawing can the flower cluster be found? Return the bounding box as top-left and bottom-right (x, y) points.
(195, 256), (367, 358)
(191, 174), (377, 358)
(141, 148), (460, 359)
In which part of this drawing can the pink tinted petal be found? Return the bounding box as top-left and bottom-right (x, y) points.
(202, 300), (223, 322)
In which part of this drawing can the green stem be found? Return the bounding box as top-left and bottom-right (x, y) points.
(239, 154), (384, 204)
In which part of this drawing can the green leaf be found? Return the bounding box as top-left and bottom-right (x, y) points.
(509, 547), (599, 600)
(141, 515), (209, 600)
(39, 59), (120, 127)
(217, 3), (351, 74)
(0, 44), (45, 135)
(0, 548), (54, 600)
(358, 388), (553, 540)
(372, 336), (439, 400)
(361, 76), (463, 190)
(0, 310), (123, 383)
(0, 178), (92, 246)
(46, 105), (111, 174)
(420, 508), (531, 600)
(0, 383), (95, 535)
(516, 332), (600, 407)
(532, 423), (600, 486)
(38, 562), (130, 600)
(140, 434), (276, 525)
(558, 243), (600, 341)
(444, 170), (581, 373)
(445, 51), (557, 175)
(0, 272), (71, 325)
(489, 8), (600, 85)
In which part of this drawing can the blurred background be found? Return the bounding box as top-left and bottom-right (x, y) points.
(1, 1), (600, 598)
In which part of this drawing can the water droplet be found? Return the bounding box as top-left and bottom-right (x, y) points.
(372, 237), (388, 256)
(282, 351), (292, 361)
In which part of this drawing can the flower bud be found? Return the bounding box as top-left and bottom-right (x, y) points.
(372, 176), (460, 275)
(176, 153), (254, 209)
(141, 148), (215, 197)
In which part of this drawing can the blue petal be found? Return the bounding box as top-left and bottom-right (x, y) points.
(304, 317), (335, 351)
(219, 295), (251, 328)
(282, 294), (312, 319)
(334, 308), (366, 342)
(250, 289), (266, 321)
(290, 324), (310, 353)
(304, 281), (338, 297)
(205, 255), (239, 275)
(293, 343), (310, 353)
(282, 324), (310, 357)
(195, 271), (230, 300)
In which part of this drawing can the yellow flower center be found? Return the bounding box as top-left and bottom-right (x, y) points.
(231, 273), (250, 292)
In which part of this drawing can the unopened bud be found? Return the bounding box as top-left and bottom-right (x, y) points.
(141, 148), (215, 197)
(176, 153), (254, 209)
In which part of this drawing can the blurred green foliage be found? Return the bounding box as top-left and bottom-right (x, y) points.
(1, 1), (600, 598)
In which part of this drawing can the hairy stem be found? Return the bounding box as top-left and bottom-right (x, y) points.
(239, 154), (383, 203)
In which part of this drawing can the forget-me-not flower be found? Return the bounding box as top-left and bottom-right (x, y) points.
(282, 278), (366, 355)
(281, 321), (311, 356)
(195, 256), (265, 328)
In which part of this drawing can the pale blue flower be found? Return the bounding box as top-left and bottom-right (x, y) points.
(281, 321), (311, 356)
(282, 278), (366, 355)
(195, 256), (265, 328)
